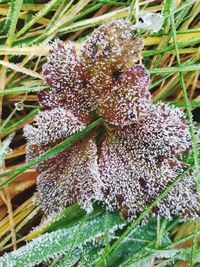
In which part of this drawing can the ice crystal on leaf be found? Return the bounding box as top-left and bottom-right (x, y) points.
(38, 20), (146, 125)
(24, 108), (102, 214)
(38, 40), (93, 121)
(80, 20), (143, 101)
(116, 103), (191, 160)
(99, 119), (199, 221)
(100, 65), (151, 126)
(24, 19), (199, 221)
(35, 138), (103, 214)
(24, 107), (84, 146)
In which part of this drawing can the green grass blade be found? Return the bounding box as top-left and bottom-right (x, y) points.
(170, 4), (200, 192)
(0, 85), (49, 95)
(168, 101), (200, 108)
(0, 108), (39, 137)
(149, 65), (200, 75)
(153, 55), (200, 101)
(6, 0), (23, 47)
(170, 4), (200, 266)
(15, 0), (62, 38)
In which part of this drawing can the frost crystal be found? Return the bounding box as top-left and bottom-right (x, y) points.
(36, 138), (103, 214)
(99, 138), (200, 221)
(24, 107), (84, 146)
(39, 19), (145, 124)
(100, 65), (151, 126)
(38, 40), (93, 121)
(116, 103), (191, 160)
(24, 108), (102, 214)
(80, 19), (143, 101)
(24, 19), (199, 221)
(98, 103), (199, 220)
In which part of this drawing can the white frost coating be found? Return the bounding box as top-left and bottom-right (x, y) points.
(24, 107), (85, 145)
(134, 11), (164, 32)
(40, 39), (94, 116)
(35, 138), (103, 215)
(80, 19), (144, 112)
(99, 139), (200, 221)
(100, 64), (151, 126)
(117, 103), (191, 160)
(99, 102), (199, 221)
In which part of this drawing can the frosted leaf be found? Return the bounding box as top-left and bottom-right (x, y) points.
(24, 108), (102, 215)
(99, 138), (200, 221)
(39, 20), (147, 125)
(80, 19), (144, 100)
(117, 103), (191, 160)
(24, 107), (85, 146)
(134, 11), (164, 32)
(26, 137), (102, 215)
(24, 19), (199, 223)
(99, 65), (151, 126)
(42, 39), (82, 91)
(157, 172), (200, 220)
(99, 139), (147, 220)
(36, 138), (103, 215)
(99, 102), (197, 221)
(39, 40), (93, 119)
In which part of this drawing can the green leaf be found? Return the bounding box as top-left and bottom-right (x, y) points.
(107, 217), (172, 267)
(107, 217), (158, 266)
(46, 203), (104, 234)
(0, 211), (125, 267)
(24, 203), (87, 241)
